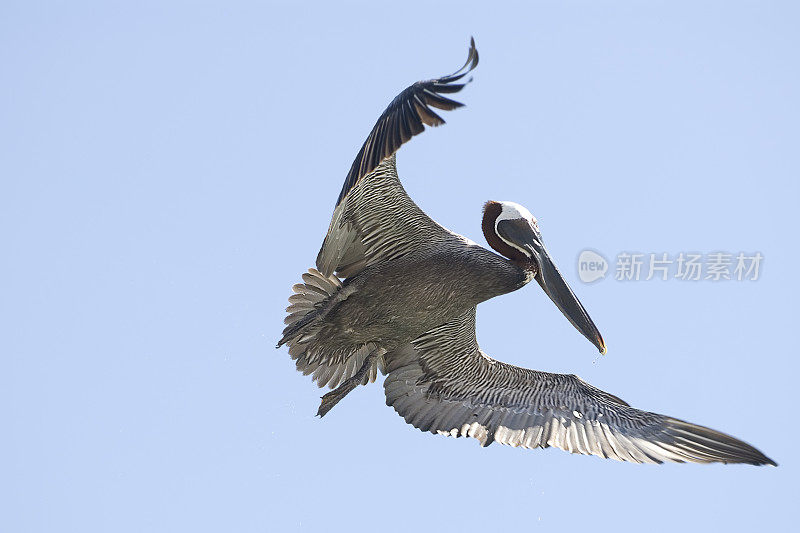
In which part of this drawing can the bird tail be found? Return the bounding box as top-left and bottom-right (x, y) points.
(277, 268), (384, 390)
(278, 268), (343, 348)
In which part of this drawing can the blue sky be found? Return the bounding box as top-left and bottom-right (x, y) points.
(3, 1), (798, 531)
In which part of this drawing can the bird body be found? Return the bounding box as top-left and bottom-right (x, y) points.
(277, 39), (776, 466)
(278, 161), (531, 392)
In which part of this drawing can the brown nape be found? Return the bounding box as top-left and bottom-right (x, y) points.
(481, 200), (502, 245)
(481, 201), (534, 267)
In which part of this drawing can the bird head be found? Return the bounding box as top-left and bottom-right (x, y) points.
(482, 200), (606, 354)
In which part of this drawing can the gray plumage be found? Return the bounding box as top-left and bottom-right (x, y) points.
(385, 309), (775, 465)
(277, 38), (776, 466)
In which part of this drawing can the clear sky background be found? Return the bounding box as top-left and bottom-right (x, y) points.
(3, 1), (798, 532)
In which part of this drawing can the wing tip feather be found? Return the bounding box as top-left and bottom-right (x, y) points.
(334, 38), (479, 208)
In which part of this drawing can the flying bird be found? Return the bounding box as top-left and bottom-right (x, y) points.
(278, 39), (775, 466)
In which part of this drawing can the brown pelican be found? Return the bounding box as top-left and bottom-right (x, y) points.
(278, 39), (775, 466)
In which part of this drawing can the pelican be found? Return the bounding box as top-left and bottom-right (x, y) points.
(278, 39), (775, 465)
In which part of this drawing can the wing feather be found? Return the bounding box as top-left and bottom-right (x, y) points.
(384, 309), (776, 466)
(316, 39), (479, 278)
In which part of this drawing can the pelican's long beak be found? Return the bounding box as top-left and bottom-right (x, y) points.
(532, 244), (606, 354)
(496, 218), (606, 354)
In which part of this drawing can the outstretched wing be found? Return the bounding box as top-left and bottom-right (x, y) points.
(316, 39), (479, 279)
(384, 309), (775, 465)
